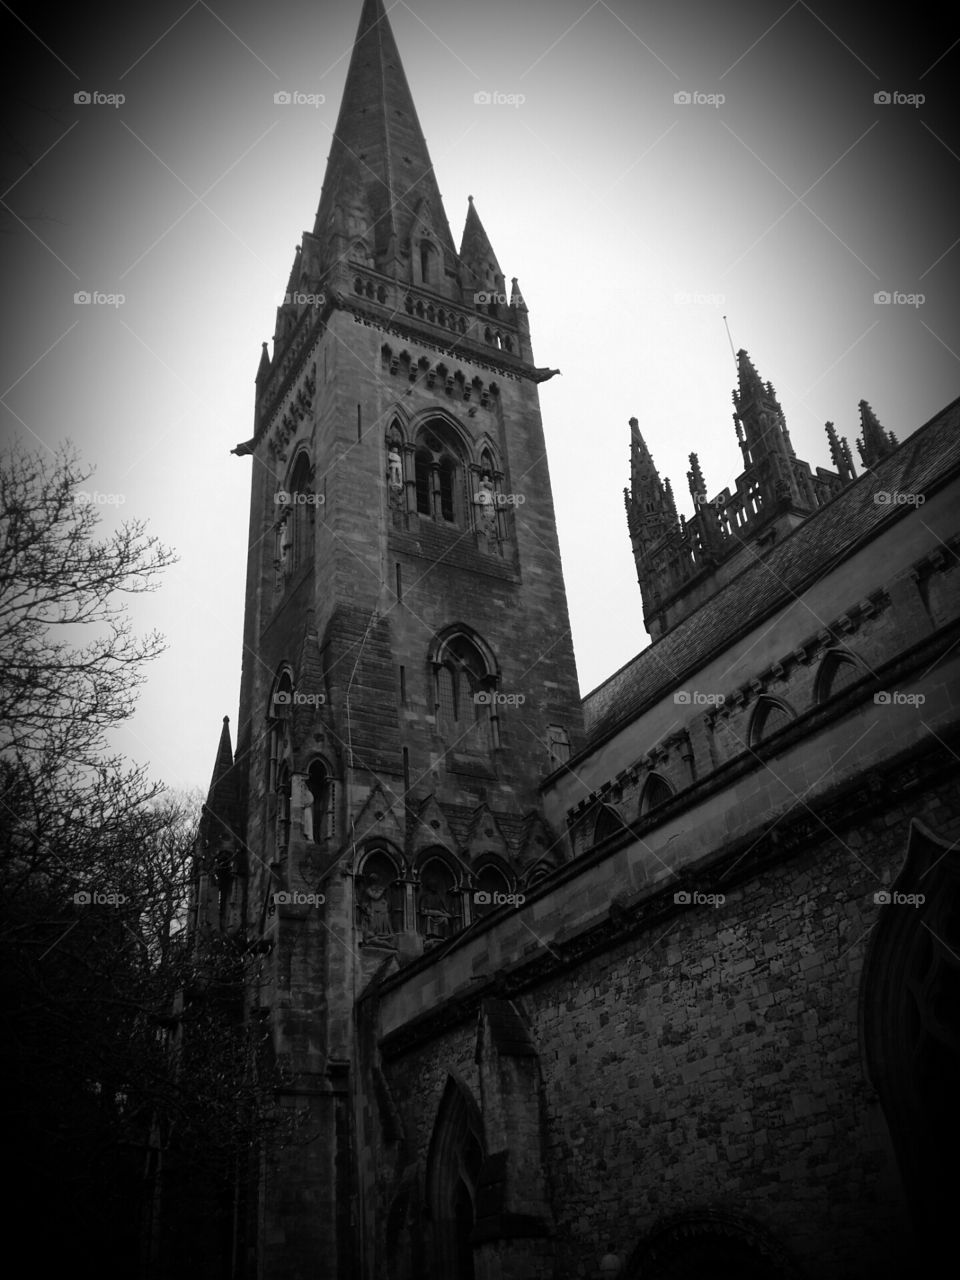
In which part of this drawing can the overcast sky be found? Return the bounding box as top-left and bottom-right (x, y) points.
(2, 0), (958, 793)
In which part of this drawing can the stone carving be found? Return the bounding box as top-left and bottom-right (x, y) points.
(419, 878), (453, 940)
(360, 873), (395, 941)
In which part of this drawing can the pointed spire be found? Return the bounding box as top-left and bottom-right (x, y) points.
(210, 716), (234, 789)
(198, 717), (241, 858)
(312, 0), (455, 273)
(688, 452), (708, 506)
(825, 421), (856, 484)
(459, 195), (504, 300)
(856, 399), (896, 468)
(284, 244), (302, 301)
(256, 341), (271, 389)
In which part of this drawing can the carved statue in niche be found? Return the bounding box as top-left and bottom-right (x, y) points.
(474, 471), (499, 552)
(359, 872), (395, 942)
(419, 877), (453, 940)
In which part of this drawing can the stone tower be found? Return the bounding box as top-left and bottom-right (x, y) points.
(198, 0), (584, 1273)
(625, 348), (861, 639)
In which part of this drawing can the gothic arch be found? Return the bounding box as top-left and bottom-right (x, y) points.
(356, 844), (405, 941)
(302, 756), (336, 843)
(624, 1208), (805, 1279)
(640, 773), (674, 816)
(416, 850), (464, 944)
(860, 820), (960, 1255)
(813, 646), (868, 704)
(430, 627), (500, 752)
(412, 417), (470, 525)
(472, 859), (512, 917)
(748, 695), (797, 748)
(425, 1075), (485, 1280)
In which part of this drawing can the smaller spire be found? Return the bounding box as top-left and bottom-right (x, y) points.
(687, 452), (708, 506)
(856, 399), (896, 468)
(825, 421), (856, 484)
(256, 341), (271, 387)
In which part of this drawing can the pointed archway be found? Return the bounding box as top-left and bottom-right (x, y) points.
(425, 1075), (484, 1280)
(860, 819), (960, 1261)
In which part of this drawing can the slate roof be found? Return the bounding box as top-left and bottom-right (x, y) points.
(583, 397), (960, 748)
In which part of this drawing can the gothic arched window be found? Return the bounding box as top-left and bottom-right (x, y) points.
(814, 649), (865, 704)
(420, 240), (437, 285)
(280, 452), (315, 576)
(433, 632), (496, 751)
(276, 762), (292, 858)
(473, 863), (511, 917)
(304, 759), (335, 843)
(748, 696), (796, 748)
(640, 774), (674, 816)
(417, 855), (462, 943)
(356, 848), (404, 941)
(593, 804), (623, 844)
(414, 423), (465, 526)
(266, 669), (294, 788)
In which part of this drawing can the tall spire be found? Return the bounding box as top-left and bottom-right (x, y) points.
(312, 0), (455, 275)
(459, 195), (505, 301)
(625, 418), (679, 557)
(856, 399), (896, 468)
(733, 348), (803, 507)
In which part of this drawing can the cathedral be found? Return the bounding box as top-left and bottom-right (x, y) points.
(188, 1), (960, 1276)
